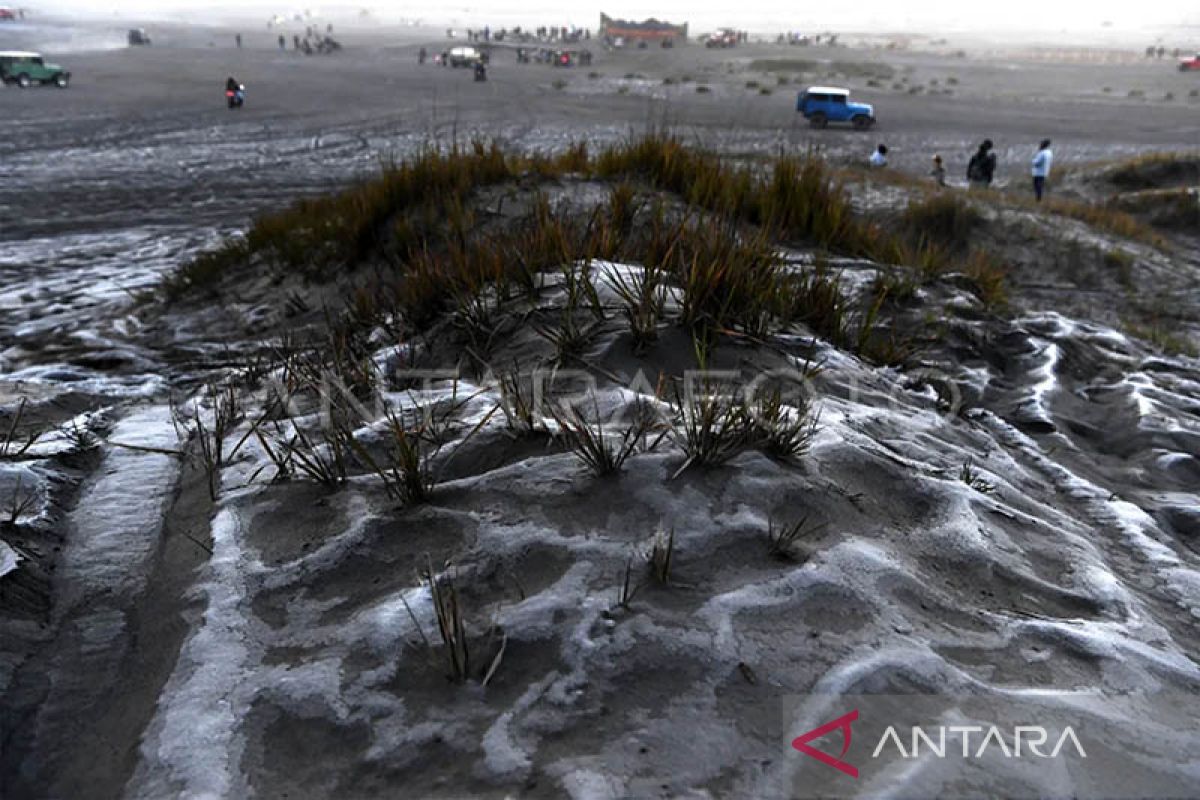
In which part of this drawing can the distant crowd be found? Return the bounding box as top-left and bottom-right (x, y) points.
(458, 26), (591, 45)
(777, 33), (841, 47)
(1145, 46), (1189, 59)
(869, 139), (1056, 201)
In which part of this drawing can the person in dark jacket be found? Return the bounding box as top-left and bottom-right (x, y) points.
(967, 139), (997, 188)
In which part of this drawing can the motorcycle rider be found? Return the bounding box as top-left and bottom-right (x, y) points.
(225, 76), (245, 109)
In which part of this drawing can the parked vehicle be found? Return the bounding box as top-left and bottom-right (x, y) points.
(0, 8), (16, 22)
(1179, 54), (1200, 72)
(796, 86), (875, 129)
(128, 28), (152, 46)
(447, 46), (481, 67)
(0, 51), (71, 88)
(705, 29), (738, 48)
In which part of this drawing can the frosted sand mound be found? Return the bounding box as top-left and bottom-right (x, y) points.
(121, 257), (1200, 798)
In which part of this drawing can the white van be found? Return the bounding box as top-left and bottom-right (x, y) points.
(447, 46), (481, 68)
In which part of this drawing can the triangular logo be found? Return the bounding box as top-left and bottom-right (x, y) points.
(791, 709), (859, 778)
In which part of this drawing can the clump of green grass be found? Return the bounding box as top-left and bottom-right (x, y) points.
(900, 194), (983, 255)
(1103, 152), (1200, 191)
(606, 262), (667, 352)
(958, 460), (995, 493)
(1114, 188), (1200, 231)
(552, 78), (567, 90)
(767, 515), (821, 560)
(550, 398), (663, 476)
(183, 383), (245, 500)
(167, 134), (991, 368)
(670, 380), (751, 476)
(748, 386), (819, 461)
(1123, 320), (1198, 357)
(1104, 248), (1135, 288)
(372, 407), (437, 504)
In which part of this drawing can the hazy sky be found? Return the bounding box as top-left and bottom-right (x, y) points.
(30, 0), (1200, 34)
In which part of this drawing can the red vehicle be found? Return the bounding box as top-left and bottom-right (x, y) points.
(0, 8), (17, 21)
(1179, 54), (1200, 72)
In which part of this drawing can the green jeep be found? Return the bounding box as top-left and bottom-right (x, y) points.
(0, 51), (71, 88)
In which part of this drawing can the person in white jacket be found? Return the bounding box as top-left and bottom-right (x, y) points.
(1031, 139), (1053, 202)
(869, 144), (889, 168)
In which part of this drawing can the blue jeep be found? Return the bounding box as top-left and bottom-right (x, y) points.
(796, 86), (875, 129)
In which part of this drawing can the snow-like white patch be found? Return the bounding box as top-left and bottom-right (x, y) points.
(129, 506), (254, 800)
(56, 405), (180, 613)
(0, 540), (19, 578)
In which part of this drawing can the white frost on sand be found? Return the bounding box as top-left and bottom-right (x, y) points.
(129, 507), (253, 800)
(56, 405), (180, 615)
(0, 540), (19, 578)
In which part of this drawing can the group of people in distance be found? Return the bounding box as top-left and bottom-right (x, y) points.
(869, 139), (1055, 201)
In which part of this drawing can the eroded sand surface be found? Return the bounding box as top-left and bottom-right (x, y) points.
(2, 17), (1199, 800)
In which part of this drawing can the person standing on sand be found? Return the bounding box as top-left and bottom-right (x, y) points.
(931, 154), (947, 186)
(967, 139), (996, 189)
(235, 34), (243, 49)
(869, 144), (889, 168)
(1031, 139), (1053, 202)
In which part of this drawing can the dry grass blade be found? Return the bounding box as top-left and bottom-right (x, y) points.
(427, 560), (470, 683)
(0, 399), (41, 461)
(497, 367), (540, 435)
(650, 527), (675, 585)
(616, 555), (642, 609)
(481, 633), (508, 688)
(767, 514), (822, 560)
(4, 474), (39, 527)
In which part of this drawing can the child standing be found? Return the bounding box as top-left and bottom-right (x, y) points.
(931, 154), (947, 186)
